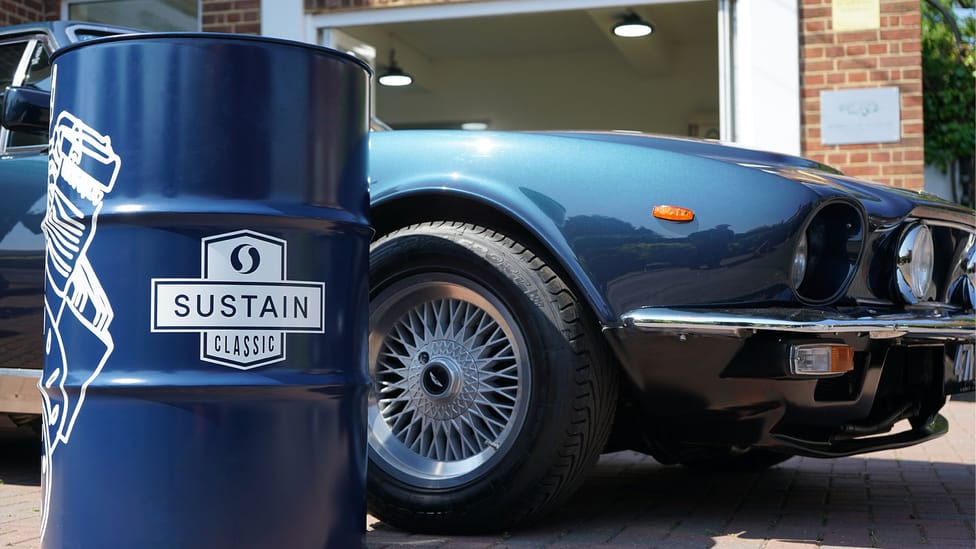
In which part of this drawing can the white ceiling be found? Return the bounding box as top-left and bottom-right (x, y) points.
(375, 10), (614, 58)
(346, 1), (717, 67)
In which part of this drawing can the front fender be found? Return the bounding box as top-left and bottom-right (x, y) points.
(369, 131), (824, 323)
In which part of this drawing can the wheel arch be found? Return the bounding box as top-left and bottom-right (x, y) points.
(370, 190), (614, 325)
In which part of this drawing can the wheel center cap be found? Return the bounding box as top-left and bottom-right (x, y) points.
(421, 361), (459, 400)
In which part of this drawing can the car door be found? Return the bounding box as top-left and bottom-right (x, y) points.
(0, 33), (53, 371)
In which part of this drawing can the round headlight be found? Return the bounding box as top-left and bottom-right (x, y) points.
(896, 224), (935, 302)
(792, 232), (808, 289)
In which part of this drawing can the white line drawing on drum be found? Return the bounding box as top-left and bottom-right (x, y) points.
(39, 64), (121, 541)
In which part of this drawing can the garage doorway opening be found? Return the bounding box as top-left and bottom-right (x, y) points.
(330, 1), (719, 137)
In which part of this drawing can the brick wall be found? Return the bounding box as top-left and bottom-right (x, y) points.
(800, 0), (924, 189)
(42, 0), (57, 21)
(305, 0), (477, 13)
(0, 0), (59, 27)
(201, 0), (261, 34)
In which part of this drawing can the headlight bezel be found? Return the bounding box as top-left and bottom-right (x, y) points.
(895, 223), (936, 304)
(792, 201), (866, 305)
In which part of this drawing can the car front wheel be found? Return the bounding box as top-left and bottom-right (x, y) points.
(366, 222), (617, 533)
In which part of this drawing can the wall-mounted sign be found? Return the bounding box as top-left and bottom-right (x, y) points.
(832, 0), (880, 32)
(820, 87), (900, 146)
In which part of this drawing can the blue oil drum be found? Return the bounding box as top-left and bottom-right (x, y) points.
(40, 34), (371, 548)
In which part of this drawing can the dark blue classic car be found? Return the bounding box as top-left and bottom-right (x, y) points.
(2, 22), (974, 534)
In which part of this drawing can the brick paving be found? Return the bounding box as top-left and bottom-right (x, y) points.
(2, 397), (973, 548)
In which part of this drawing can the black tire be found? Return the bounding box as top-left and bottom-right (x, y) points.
(366, 222), (617, 533)
(679, 447), (792, 472)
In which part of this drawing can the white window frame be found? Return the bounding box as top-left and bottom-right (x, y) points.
(61, 0), (202, 31)
(718, 0), (734, 142)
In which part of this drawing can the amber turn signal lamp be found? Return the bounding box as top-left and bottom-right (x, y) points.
(830, 346), (855, 373)
(652, 205), (695, 222)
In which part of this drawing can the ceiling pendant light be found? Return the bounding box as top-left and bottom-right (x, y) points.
(613, 11), (654, 38)
(378, 49), (413, 87)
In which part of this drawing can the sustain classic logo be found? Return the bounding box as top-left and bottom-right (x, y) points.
(151, 230), (325, 369)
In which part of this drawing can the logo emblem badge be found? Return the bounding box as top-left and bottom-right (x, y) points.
(151, 230), (325, 369)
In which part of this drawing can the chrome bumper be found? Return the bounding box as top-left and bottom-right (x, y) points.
(620, 307), (976, 340)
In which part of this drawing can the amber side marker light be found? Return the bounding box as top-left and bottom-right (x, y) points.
(791, 344), (855, 376)
(652, 205), (695, 222)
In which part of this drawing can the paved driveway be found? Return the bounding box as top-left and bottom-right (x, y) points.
(2, 396), (973, 548)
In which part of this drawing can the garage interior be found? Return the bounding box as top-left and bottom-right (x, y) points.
(337, 1), (720, 136)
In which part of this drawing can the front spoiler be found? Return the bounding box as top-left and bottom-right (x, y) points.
(770, 413), (948, 458)
(620, 307), (976, 341)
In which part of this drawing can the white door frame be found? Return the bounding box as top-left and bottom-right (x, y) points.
(61, 0), (203, 30)
(729, 0), (801, 155)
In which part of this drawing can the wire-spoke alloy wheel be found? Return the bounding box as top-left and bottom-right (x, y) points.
(366, 222), (618, 534)
(369, 275), (531, 487)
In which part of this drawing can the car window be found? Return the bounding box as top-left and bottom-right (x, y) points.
(0, 39), (29, 153)
(0, 40), (28, 93)
(6, 41), (50, 149)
